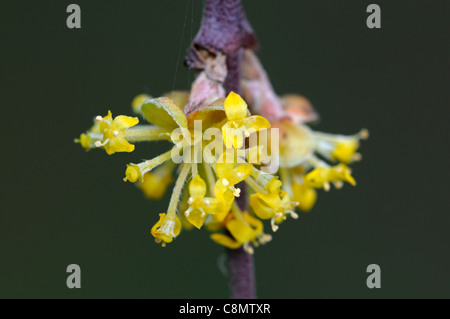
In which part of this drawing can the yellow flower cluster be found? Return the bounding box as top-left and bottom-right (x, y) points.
(75, 90), (367, 252)
(270, 104), (369, 213)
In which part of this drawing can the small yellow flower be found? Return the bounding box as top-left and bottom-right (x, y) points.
(222, 92), (270, 149)
(331, 141), (360, 163)
(314, 129), (368, 164)
(292, 182), (317, 212)
(329, 163), (357, 186)
(131, 93), (151, 114)
(151, 213), (182, 247)
(123, 150), (173, 183)
(305, 164), (356, 190)
(210, 212), (269, 253)
(184, 175), (224, 229)
(214, 152), (253, 205)
(95, 110), (139, 155)
(139, 162), (174, 200)
(75, 121), (101, 151)
(249, 178), (298, 231)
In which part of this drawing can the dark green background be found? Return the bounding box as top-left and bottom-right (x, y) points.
(1, 0), (449, 298)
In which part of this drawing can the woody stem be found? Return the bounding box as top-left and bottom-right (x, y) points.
(185, 0), (257, 299)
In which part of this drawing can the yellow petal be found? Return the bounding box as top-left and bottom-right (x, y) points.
(304, 167), (331, 188)
(224, 91), (248, 121)
(330, 164), (357, 186)
(105, 135), (135, 155)
(292, 183), (317, 212)
(123, 164), (142, 183)
(100, 110), (113, 132)
(250, 193), (278, 220)
(112, 115), (139, 131)
(141, 97), (188, 131)
(173, 215), (182, 237)
(242, 212), (263, 235)
(189, 175), (207, 199)
(202, 197), (224, 215)
(131, 94), (151, 114)
(140, 171), (173, 199)
(215, 152), (235, 179)
(214, 181), (235, 203)
(232, 164), (253, 184)
(185, 209), (207, 229)
(151, 213), (182, 245)
(227, 218), (258, 244)
(331, 142), (359, 163)
(210, 233), (242, 249)
(243, 115), (270, 131)
(266, 177), (282, 194)
(211, 198), (232, 223)
(222, 125), (245, 149)
(151, 213), (165, 238)
(78, 133), (91, 150)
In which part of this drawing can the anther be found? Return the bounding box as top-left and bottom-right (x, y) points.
(233, 188), (241, 197)
(352, 153), (362, 161)
(334, 181), (344, 189)
(113, 130), (119, 137)
(94, 138), (109, 148)
(275, 212), (283, 218)
(360, 128), (369, 140)
(244, 243), (254, 255)
(290, 212), (299, 219)
(222, 178), (229, 187)
(95, 115), (103, 122)
(187, 197), (194, 205)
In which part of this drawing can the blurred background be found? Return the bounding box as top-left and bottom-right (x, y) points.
(0, 0), (449, 298)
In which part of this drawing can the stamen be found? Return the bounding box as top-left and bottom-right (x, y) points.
(199, 207), (206, 219)
(287, 211), (299, 219)
(95, 115), (103, 122)
(94, 138), (110, 148)
(203, 198), (210, 205)
(323, 182), (330, 192)
(184, 207), (192, 217)
(244, 130), (250, 138)
(271, 218), (279, 232)
(243, 243), (254, 255)
(334, 181), (344, 189)
(187, 197), (194, 205)
(352, 153), (362, 161)
(275, 212), (283, 218)
(360, 128), (369, 140)
(259, 234), (272, 244)
(113, 130), (119, 137)
(233, 188), (241, 197)
(222, 178), (230, 187)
